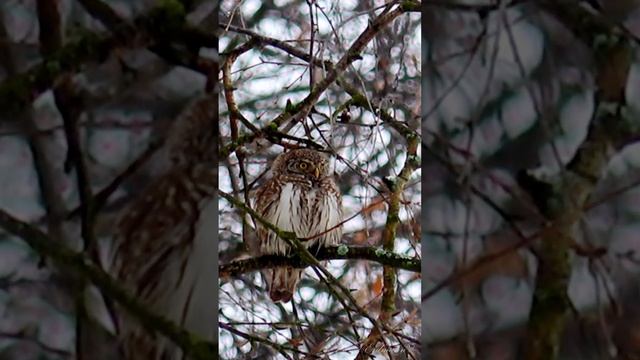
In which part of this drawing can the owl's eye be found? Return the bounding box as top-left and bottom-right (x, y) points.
(299, 162), (308, 170)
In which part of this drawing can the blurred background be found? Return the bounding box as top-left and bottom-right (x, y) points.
(423, 1), (640, 359)
(218, 0), (421, 359)
(0, 0), (215, 358)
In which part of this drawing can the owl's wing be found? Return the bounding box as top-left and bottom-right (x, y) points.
(250, 177), (281, 255)
(254, 177), (280, 215)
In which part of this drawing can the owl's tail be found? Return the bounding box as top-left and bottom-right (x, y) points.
(267, 267), (303, 303)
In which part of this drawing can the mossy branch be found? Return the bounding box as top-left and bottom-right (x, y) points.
(522, 4), (640, 358)
(337, 79), (420, 141)
(219, 245), (420, 277)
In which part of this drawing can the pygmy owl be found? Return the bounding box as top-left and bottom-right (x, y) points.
(253, 149), (343, 303)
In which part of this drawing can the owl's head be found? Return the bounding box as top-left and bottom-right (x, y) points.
(273, 149), (330, 179)
(167, 96), (215, 166)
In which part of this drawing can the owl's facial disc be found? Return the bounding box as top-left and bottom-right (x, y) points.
(287, 159), (315, 176)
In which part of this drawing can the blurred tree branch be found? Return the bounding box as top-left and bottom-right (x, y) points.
(0, 208), (217, 359)
(520, 2), (640, 359)
(34, 2), (101, 358)
(65, 140), (164, 220)
(0, 0), (215, 116)
(36, 0), (62, 56)
(0, 30), (110, 115)
(0, 330), (73, 359)
(424, 0), (528, 12)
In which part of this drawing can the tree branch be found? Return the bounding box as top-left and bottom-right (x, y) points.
(0, 31), (113, 115)
(0, 0), (215, 116)
(219, 3), (415, 158)
(219, 190), (411, 357)
(356, 97), (420, 360)
(219, 245), (420, 277)
(521, 3), (640, 359)
(36, 0), (62, 56)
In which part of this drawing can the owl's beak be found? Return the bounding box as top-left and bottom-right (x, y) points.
(314, 167), (321, 178)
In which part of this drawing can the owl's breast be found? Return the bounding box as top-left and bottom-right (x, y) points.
(270, 182), (309, 236)
(261, 181), (341, 254)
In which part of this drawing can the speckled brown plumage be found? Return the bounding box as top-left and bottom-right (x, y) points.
(253, 149), (343, 303)
(110, 96), (215, 359)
